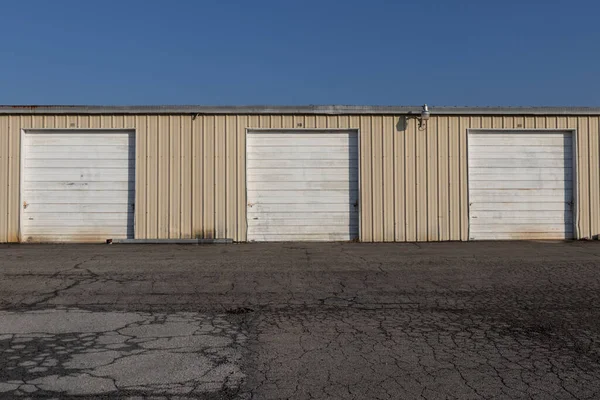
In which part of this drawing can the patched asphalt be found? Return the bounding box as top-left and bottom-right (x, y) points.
(1, 241), (600, 399)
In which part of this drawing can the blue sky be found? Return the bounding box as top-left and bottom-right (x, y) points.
(1, 0), (598, 106)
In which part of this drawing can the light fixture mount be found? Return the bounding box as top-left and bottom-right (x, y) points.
(405, 104), (431, 130)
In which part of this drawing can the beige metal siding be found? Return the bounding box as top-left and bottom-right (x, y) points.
(2, 114), (600, 242)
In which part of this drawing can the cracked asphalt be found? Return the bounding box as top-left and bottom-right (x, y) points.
(1, 242), (600, 399)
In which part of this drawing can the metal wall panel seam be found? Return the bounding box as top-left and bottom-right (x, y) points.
(424, 117), (430, 241)
(593, 118), (600, 236)
(382, 117), (393, 241)
(446, 117), (451, 240)
(153, 116), (161, 238)
(426, 119), (431, 241)
(18, 126), (23, 243)
(134, 118), (140, 238)
(237, 115), (246, 241)
(184, 116), (193, 238)
(458, 117), (463, 240)
(459, 116), (470, 241)
(429, 117), (439, 241)
(234, 116), (239, 241)
(587, 118), (594, 237)
(6, 116), (12, 241)
(1, 117), (8, 242)
(199, 115), (204, 239)
(392, 117), (397, 241)
(573, 127), (580, 239)
(190, 116), (195, 238)
(434, 117), (440, 241)
(416, 116), (427, 241)
(8, 116), (19, 241)
(226, 115), (238, 239)
(404, 119), (412, 241)
(142, 116), (149, 238)
(216, 116), (226, 239)
(178, 117), (182, 237)
(575, 117), (587, 238)
(156, 115), (170, 239)
(371, 116), (378, 241)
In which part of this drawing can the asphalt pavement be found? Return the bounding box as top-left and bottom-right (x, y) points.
(1, 241), (600, 399)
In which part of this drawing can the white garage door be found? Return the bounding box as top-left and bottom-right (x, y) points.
(468, 130), (574, 240)
(247, 130), (359, 241)
(22, 130), (135, 242)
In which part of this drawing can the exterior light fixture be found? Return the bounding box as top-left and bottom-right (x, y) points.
(405, 104), (431, 130)
(420, 104), (430, 128)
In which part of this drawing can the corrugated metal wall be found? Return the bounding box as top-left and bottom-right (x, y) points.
(0, 114), (599, 242)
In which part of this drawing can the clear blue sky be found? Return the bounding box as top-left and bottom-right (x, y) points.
(1, 0), (598, 106)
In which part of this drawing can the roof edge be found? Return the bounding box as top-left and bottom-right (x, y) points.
(2, 105), (600, 115)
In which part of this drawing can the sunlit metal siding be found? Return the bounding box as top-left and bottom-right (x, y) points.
(1, 114), (600, 242)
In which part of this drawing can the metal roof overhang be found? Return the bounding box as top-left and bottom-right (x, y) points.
(2, 105), (600, 116)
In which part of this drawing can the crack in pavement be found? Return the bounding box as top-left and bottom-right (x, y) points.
(0, 309), (247, 398)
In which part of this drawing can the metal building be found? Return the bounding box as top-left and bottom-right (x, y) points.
(0, 105), (598, 243)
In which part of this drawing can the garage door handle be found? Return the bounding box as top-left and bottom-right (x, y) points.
(23, 201), (28, 209)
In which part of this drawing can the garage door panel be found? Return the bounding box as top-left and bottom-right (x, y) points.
(248, 136), (354, 146)
(24, 203), (131, 213)
(24, 212), (132, 221)
(469, 151), (570, 159)
(470, 224), (571, 232)
(24, 226), (130, 236)
(469, 167), (571, 177)
(248, 203), (357, 214)
(248, 145), (358, 154)
(26, 136), (131, 146)
(23, 219), (133, 228)
(248, 234), (353, 241)
(247, 130), (358, 242)
(468, 145), (571, 154)
(250, 211), (358, 219)
(24, 168), (134, 182)
(469, 173), (572, 182)
(248, 159), (354, 169)
(25, 234), (126, 243)
(468, 180), (572, 189)
(25, 159), (134, 169)
(248, 217), (355, 226)
(470, 202), (569, 212)
(22, 130), (135, 242)
(25, 145), (133, 158)
(250, 181), (357, 191)
(469, 189), (571, 202)
(471, 210), (572, 221)
(22, 181), (132, 191)
(251, 198), (355, 205)
(248, 170), (358, 182)
(468, 130), (573, 240)
(468, 159), (573, 168)
(249, 225), (358, 234)
(247, 151), (358, 161)
(23, 190), (134, 204)
(248, 193), (356, 203)
(469, 136), (571, 146)
(470, 233), (570, 240)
